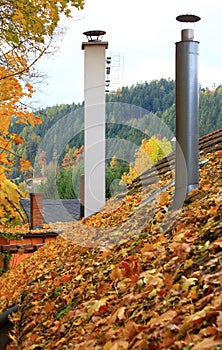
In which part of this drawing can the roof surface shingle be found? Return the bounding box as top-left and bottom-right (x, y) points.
(20, 199), (80, 223)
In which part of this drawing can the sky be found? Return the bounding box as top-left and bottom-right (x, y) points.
(32, 0), (222, 109)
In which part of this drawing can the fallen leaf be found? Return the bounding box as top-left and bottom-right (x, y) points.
(44, 301), (55, 314)
(181, 276), (198, 291)
(192, 336), (222, 350)
(148, 309), (177, 327)
(122, 321), (140, 340)
(216, 311), (222, 332)
(117, 306), (126, 320)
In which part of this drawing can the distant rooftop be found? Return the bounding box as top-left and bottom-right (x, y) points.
(21, 199), (80, 223)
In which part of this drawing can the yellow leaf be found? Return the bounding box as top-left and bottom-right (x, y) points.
(158, 191), (170, 206)
(55, 337), (66, 346)
(103, 341), (113, 350)
(183, 258), (194, 269)
(3, 179), (20, 203)
(87, 297), (109, 316)
(181, 276), (198, 291)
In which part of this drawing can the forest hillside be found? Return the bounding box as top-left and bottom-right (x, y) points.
(11, 79), (222, 169)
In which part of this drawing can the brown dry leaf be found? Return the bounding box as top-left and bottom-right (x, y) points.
(158, 191), (170, 206)
(216, 311), (222, 332)
(110, 266), (123, 281)
(148, 309), (177, 327)
(60, 274), (72, 283)
(214, 238), (222, 249)
(108, 340), (129, 350)
(199, 326), (218, 337)
(133, 338), (149, 350)
(173, 243), (192, 259)
(44, 301), (55, 314)
(184, 306), (216, 327)
(163, 273), (174, 291)
(122, 320), (140, 341)
(192, 336), (222, 350)
(211, 291), (222, 309)
(117, 306), (126, 321)
(195, 294), (214, 310)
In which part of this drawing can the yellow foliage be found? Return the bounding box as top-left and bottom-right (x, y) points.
(3, 179), (20, 204)
(121, 163), (139, 185)
(135, 136), (172, 174)
(20, 158), (33, 171)
(62, 145), (84, 168)
(121, 136), (172, 185)
(0, 174), (26, 224)
(110, 155), (118, 169)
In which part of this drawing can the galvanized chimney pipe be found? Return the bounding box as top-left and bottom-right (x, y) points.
(174, 15), (200, 208)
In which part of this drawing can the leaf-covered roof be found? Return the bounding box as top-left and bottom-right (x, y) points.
(0, 129), (221, 349)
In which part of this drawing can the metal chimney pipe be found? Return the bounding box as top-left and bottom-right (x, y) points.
(174, 14), (201, 207)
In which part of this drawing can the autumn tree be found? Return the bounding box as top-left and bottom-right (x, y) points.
(106, 156), (129, 197)
(121, 136), (172, 185)
(0, 0), (84, 226)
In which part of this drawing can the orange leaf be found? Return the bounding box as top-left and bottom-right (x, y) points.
(44, 301), (55, 313)
(120, 261), (132, 277)
(163, 273), (174, 291)
(110, 266), (123, 281)
(20, 158), (32, 170)
(60, 275), (72, 283)
(208, 205), (219, 215)
(11, 134), (26, 145)
(202, 183), (211, 191)
(158, 191), (170, 206)
(141, 242), (155, 253)
(173, 243), (191, 260)
(35, 115), (42, 125)
(100, 250), (112, 259)
(130, 274), (139, 283)
(30, 334), (38, 342)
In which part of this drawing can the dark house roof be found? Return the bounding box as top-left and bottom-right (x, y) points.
(20, 199), (80, 223)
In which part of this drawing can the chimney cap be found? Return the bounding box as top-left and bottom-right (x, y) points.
(176, 14), (201, 23)
(83, 30), (106, 42)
